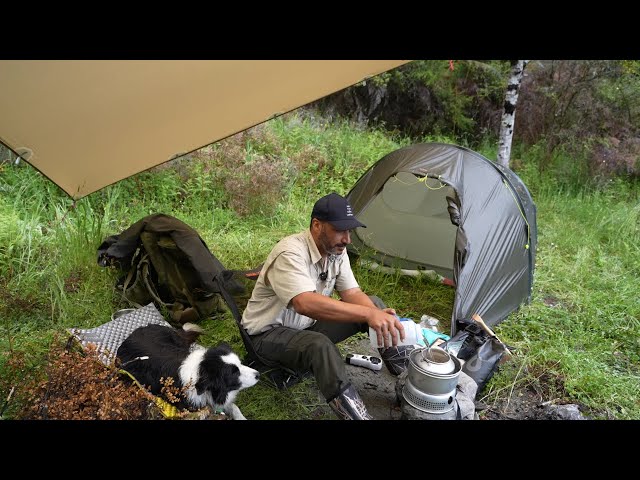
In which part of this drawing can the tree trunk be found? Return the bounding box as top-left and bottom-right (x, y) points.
(497, 60), (529, 168)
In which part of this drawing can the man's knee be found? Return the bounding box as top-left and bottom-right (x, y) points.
(289, 332), (343, 378)
(302, 332), (341, 358)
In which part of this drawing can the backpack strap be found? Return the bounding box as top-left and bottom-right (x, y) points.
(139, 255), (174, 309)
(213, 274), (294, 373)
(120, 248), (144, 309)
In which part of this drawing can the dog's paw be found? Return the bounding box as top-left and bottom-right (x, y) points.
(227, 403), (247, 420)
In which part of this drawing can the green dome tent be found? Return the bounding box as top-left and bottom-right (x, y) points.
(346, 143), (537, 336)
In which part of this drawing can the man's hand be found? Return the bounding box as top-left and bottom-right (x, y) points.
(293, 289), (405, 348)
(368, 310), (405, 349)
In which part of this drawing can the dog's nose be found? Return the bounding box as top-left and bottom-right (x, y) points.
(254, 371), (260, 380)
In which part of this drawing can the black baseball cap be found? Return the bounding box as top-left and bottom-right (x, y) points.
(311, 192), (366, 230)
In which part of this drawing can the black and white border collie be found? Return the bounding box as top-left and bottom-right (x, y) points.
(116, 323), (260, 420)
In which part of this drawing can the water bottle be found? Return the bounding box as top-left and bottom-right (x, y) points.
(420, 314), (440, 332)
(369, 317), (426, 349)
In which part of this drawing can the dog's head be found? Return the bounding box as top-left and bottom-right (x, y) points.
(195, 343), (260, 406)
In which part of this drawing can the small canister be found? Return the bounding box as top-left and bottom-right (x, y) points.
(420, 314), (440, 332)
(111, 308), (136, 322)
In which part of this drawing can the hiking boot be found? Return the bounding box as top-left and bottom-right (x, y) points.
(327, 383), (373, 420)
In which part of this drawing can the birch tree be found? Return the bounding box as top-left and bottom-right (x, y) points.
(497, 60), (529, 168)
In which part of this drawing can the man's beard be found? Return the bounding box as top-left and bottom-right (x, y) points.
(319, 228), (346, 256)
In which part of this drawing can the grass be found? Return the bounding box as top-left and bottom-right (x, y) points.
(1, 110), (639, 420)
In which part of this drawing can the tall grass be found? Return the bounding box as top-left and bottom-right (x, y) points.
(1, 111), (639, 419)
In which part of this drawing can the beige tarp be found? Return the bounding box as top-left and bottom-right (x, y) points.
(0, 60), (409, 199)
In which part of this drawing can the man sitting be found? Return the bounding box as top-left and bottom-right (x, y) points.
(241, 193), (405, 419)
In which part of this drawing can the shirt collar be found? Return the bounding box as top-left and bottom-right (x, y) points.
(304, 229), (323, 266)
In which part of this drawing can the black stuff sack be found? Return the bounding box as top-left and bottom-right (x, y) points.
(460, 336), (507, 394)
(441, 323), (509, 397)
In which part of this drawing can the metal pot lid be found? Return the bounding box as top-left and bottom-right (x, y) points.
(413, 346), (456, 375)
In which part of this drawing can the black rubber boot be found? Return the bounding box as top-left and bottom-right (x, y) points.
(327, 383), (373, 420)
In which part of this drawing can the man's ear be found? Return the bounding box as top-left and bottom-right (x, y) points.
(311, 218), (323, 232)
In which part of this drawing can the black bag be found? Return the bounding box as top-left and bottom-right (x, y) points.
(452, 323), (488, 360)
(460, 337), (507, 394)
(378, 345), (418, 376)
(442, 322), (508, 396)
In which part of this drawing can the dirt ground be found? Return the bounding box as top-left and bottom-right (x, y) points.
(478, 387), (547, 420)
(478, 386), (590, 420)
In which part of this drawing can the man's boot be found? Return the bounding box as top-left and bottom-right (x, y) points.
(327, 383), (373, 420)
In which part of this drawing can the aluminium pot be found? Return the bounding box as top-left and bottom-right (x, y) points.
(406, 346), (462, 396)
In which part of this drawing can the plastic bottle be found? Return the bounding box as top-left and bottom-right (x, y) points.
(369, 317), (426, 349)
(420, 314), (440, 332)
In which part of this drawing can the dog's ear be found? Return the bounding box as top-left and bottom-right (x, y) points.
(195, 369), (229, 405)
(214, 342), (233, 354)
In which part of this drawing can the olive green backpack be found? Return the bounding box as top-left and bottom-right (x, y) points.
(98, 214), (245, 325)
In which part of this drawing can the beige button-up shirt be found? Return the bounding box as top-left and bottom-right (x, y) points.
(241, 229), (359, 335)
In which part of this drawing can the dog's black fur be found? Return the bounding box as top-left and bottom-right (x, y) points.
(116, 324), (259, 419)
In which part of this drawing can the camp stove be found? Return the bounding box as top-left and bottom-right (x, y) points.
(401, 346), (462, 414)
(402, 381), (457, 414)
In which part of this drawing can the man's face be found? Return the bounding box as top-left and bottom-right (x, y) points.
(317, 221), (351, 256)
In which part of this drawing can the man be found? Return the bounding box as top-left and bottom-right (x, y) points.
(241, 192), (405, 420)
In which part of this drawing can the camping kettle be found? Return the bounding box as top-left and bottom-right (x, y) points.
(406, 346), (462, 396)
(402, 346), (462, 414)
(414, 346), (457, 375)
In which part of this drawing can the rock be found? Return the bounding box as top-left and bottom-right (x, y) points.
(536, 403), (588, 420)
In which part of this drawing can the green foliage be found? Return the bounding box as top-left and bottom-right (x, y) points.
(314, 60), (639, 182)
(2, 109), (640, 420)
(516, 60), (640, 180)
(595, 63), (640, 132)
(0, 199), (23, 279)
(460, 60), (511, 104)
(331, 60), (511, 145)
(269, 113), (411, 197)
(391, 60), (476, 138)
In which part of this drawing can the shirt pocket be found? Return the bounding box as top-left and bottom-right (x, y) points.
(321, 277), (336, 296)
